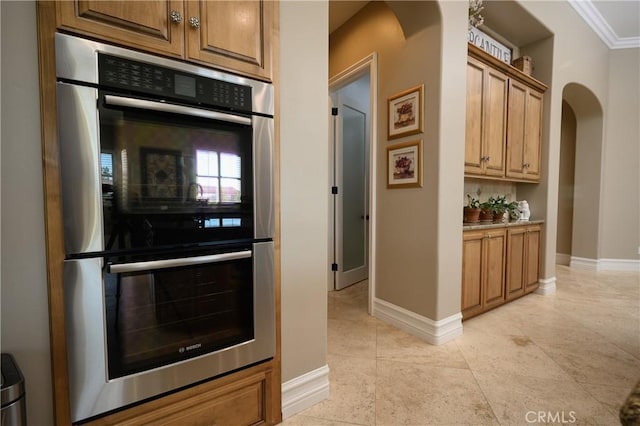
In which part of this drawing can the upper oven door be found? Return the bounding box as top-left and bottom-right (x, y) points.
(57, 81), (273, 256)
(99, 91), (255, 252)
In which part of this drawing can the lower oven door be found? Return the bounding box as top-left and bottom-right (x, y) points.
(63, 242), (274, 423)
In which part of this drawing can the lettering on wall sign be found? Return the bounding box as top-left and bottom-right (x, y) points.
(468, 27), (512, 64)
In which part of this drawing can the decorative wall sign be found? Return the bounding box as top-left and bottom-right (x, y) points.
(468, 27), (512, 64)
(387, 140), (422, 188)
(387, 85), (424, 139)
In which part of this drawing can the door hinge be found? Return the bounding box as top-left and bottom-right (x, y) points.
(331, 186), (338, 195)
(331, 263), (338, 271)
(332, 107), (338, 116)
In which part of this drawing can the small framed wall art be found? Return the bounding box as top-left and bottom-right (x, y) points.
(387, 84), (424, 139)
(387, 140), (422, 188)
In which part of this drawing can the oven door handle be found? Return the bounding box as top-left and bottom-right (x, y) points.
(108, 250), (252, 274)
(104, 94), (252, 126)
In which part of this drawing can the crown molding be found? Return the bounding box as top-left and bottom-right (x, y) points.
(568, 0), (640, 49)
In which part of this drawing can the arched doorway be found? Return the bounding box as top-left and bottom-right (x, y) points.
(559, 83), (604, 268)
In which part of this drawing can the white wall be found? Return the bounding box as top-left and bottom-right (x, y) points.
(517, 0), (612, 278)
(0, 2), (54, 425)
(601, 48), (640, 260)
(279, 1), (329, 382)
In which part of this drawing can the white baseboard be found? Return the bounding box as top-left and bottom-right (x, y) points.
(281, 364), (330, 419)
(570, 256), (640, 272)
(570, 256), (599, 270)
(598, 258), (640, 272)
(373, 298), (463, 345)
(535, 277), (557, 295)
(556, 253), (571, 265)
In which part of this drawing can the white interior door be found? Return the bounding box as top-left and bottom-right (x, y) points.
(332, 85), (369, 290)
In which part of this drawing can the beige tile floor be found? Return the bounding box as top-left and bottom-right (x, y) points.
(283, 265), (640, 425)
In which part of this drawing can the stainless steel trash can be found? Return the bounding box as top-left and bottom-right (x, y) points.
(1, 354), (26, 426)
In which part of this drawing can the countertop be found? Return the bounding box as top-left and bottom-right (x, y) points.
(463, 219), (544, 231)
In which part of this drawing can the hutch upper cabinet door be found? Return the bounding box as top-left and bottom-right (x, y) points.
(506, 80), (543, 181)
(185, 1), (274, 82)
(56, 1), (185, 58)
(464, 56), (507, 178)
(465, 58), (485, 175)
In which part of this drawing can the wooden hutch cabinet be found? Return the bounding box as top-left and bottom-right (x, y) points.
(465, 43), (547, 183)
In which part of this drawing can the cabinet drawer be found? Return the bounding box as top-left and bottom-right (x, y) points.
(148, 378), (266, 426)
(89, 369), (273, 426)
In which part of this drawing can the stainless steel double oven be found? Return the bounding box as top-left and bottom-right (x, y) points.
(55, 34), (275, 423)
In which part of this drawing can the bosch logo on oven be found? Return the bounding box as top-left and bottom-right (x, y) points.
(179, 343), (202, 354)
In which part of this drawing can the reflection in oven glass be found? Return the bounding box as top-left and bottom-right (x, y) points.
(105, 258), (254, 379)
(99, 104), (255, 253)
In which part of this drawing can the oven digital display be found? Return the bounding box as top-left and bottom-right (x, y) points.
(175, 74), (196, 98)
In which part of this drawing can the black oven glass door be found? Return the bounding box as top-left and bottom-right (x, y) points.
(63, 241), (274, 423)
(99, 93), (254, 252)
(105, 248), (254, 379)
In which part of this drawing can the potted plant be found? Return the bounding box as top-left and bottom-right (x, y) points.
(464, 194), (481, 223)
(506, 200), (521, 221)
(492, 195), (518, 223)
(479, 197), (494, 222)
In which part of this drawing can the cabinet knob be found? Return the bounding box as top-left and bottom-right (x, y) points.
(523, 162), (530, 168)
(189, 16), (201, 29)
(170, 10), (183, 23)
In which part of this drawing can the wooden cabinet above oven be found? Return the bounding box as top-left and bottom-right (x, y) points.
(55, 0), (275, 82)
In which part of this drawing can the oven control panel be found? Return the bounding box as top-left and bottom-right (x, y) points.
(98, 54), (251, 111)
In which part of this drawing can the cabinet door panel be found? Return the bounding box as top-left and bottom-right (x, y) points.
(524, 90), (543, 180)
(483, 69), (507, 177)
(506, 227), (526, 301)
(462, 233), (484, 319)
(465, 58), (485, 175)
(186, 0), (273, 81)
(56, 1), (184, 58)
(506, 80), (526, 179)
(483, 231), (506, 310)
(525, 226), (541, 293)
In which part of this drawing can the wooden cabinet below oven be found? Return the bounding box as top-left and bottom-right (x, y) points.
(54, 0), (275, 81)
(86, 362), (280, 425)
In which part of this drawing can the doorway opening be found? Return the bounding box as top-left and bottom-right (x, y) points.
(558, 83), (604, 267)
(329, 53), (377, 314)
(556, 101), (576, 265)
